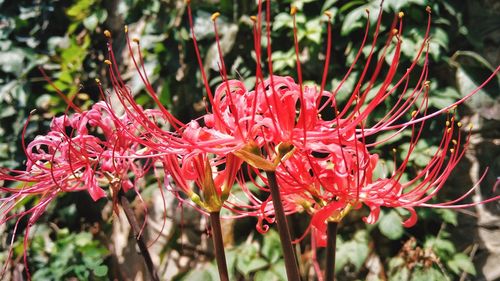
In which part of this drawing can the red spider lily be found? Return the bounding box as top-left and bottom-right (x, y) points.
(0, 101), (150, 278)
(261, 4), (500, 250)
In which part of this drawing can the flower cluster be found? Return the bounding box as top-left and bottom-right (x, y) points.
(1, 0), (499, 279)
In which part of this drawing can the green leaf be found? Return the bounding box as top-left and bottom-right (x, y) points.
(335, 230), (369, 272)
(378, 210), (404, 240)
(254, 270), (280, 281)
(0, 49), (26, 75)
(93, 265), (108, 277)
(425, 236), (456, 257)
(447, 253), (476, 275)
(340, 2), (378, 36)
(262, 230), (281, 263)
(411, 267), (447, 281)
(435, 209), (458, 226)
(83, 13), (99, 30)
(453, 51), (500, 120)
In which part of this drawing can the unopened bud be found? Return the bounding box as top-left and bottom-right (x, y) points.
(211, 12), (220, 21)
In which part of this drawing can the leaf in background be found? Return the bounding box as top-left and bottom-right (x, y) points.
(262, 230), (281, 263)
(453, 50), (500, 120)
(335, 230), (369, 273)
(447, 253), (476, 276)
(378, 210), (404, 240)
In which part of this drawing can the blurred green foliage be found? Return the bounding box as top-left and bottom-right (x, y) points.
(1, 0), (498, 280)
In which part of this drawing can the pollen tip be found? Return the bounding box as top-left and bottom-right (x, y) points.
(446, 121), (450, 127)
(95, 78), (101, 84)
(469, 123), (474, 130)
(426, 6), (432, 13)
(424, 80), (431, 88)
(250, 15), (257, 22)
(452, 139), (458, 145)
(124, 25), (128, 33)
(447, 127), (452, 133)
(290, 5), (298, 16)
(398, 11), (404, 18)
(411, 110), (418, 117)
(392, 28), (399, 35)
(104, 59), (112, 65)
(450, 148), (455, 153)
(392, 148), (397, 153)
(104, 30), (112, 38)
(457, 122), (462, 128)
(30, 109), (37, 115)
(132, 37), (140, 44)
(185, 0), (191, 4)
(211, 12), (221, 21)
(324, 11), (332, 19)
(365, 8), (370, 14)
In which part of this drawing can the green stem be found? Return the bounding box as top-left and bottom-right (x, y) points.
(119, 193), (160, 281)
(209, 211), (229, 281)
(266, 171), (301, 281)
(325, 221), (338, 281)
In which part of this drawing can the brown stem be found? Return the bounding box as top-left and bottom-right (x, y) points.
(325, 221), (338, 281)
(266, 171), (301, 281)
(209, 211), (229, 281)
(119, 192), (160, 281)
